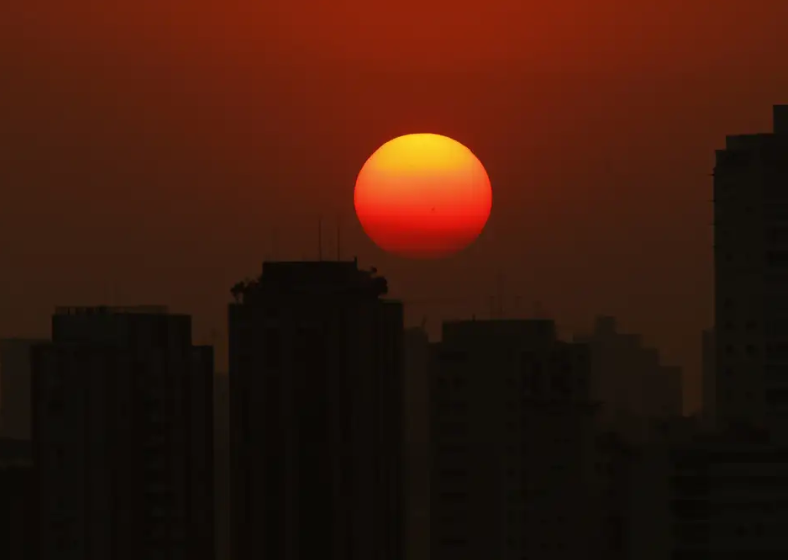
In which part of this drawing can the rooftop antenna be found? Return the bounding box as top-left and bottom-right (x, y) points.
(318, 216), (323, 261)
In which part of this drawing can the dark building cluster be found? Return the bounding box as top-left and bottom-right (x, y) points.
(0, 105), (787, 559)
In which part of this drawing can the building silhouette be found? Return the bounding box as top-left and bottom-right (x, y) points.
(403, 327), (430, 560)
(702, 328), (716, 431)
(614, 105), (788, 560)
(0, 438), (35, 560)
(0, 339), (48, 439)
(229, 260), (404, 560)
(31, 306), (214, 560)
(213, 371), (230, 560)
(620, 424), (788, 560)
(429, 319), (599, 560)
(574, 317), (684, 443)
(593, 432), (636, 560)
(713, 105), (788, 435)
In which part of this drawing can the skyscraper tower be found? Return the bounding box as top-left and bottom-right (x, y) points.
(713, 105), (788, 436)
(229, 260), (404, 560)
(31, 306), (215, 560)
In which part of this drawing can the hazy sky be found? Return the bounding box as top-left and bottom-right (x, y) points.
(3, 1), (788, 412)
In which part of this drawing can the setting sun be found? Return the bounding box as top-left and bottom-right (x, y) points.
(354, 133), (493, 259)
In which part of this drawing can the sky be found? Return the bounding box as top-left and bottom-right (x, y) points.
(2, 0), (788, 412)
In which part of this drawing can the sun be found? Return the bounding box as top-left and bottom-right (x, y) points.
(354, 133), (492, 259)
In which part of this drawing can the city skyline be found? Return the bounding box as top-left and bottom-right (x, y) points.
(4, 2), (788, 415)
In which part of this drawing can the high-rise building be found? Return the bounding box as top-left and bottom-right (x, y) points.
(31, 306), (214, 560)
(0, 338), (48, 439)
(702, 329), (716, 431)
(430, 319), (599, 560)
(0, 438), (35, 560)
(229, 260), (404, 560)
(625, 428), (788, 560)
(404, 327), (430, 560)
(713, 105), (788, 436)
(213, 372), (230, 560)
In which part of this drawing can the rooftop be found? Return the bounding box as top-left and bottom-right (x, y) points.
(722, 105), (788, 150)
(776, 104), (788, 135)
(55, 305), (169, 316)
(231, 259), (389, 302)
(441, 319), (558, 346)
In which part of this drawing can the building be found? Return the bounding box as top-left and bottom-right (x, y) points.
(624, 428), (788, 560)
(430, 319), (599, 560)
(0, 338), (48, 439)
(575, 316), (684, 443)
(0, 438), (35, 560)
(702, 329), (716, 431)
(404, 327), (430, 560)
(593, 432), (636, 560)
(31, 305), (214, 560)
(214, 372), (230, 560)
(713, 105), (788, 436)
(229, 260), (404, 560)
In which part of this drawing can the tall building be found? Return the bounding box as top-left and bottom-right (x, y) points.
(430, 319), (599, 560)
(31, 306), (214, 560)
(0, 438), (35, 560)
(702, 329), (716, 431)
(624, 428), (788, 560)
(714, 105), (788, 436)
(0, 338), (48, 439)
(404, 327), (430, 560)
(229, 260), (404, 560)
(214, 372), (230, 560)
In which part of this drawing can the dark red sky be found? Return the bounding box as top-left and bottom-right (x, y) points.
(2, 1), (788, 412)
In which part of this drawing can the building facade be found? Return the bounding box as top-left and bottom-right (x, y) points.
(404, 327), (430, 560)
(229, 260), (404, 560)
(430, 319), (599, 560)
(0, 339), (48, 439)
(702, 329), (716, 431)
(713, 105), (788, 436)
(31, 306), (214, 560)
(575, 316), (684, 443)
(0, 438), (35, 560)
(625, 429), (788, 560)
(214, 372), (230, 560)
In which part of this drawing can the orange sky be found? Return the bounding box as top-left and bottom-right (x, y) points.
(2, 1), (788, 412)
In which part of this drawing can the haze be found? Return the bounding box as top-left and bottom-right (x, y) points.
(2, 0), (788, 412)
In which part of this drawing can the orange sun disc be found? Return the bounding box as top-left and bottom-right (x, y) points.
(354, 133), (492, 259)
